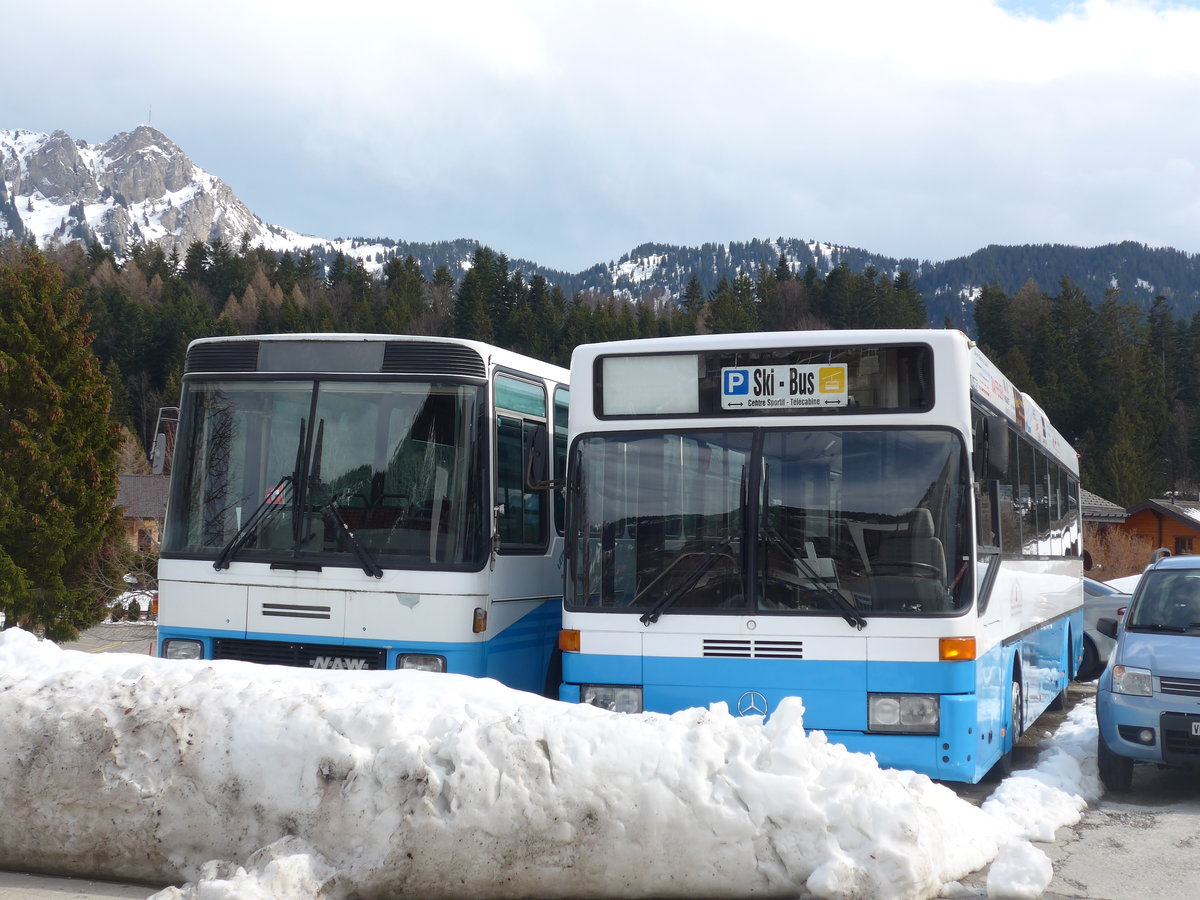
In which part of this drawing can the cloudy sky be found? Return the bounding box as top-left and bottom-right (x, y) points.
(5, 0), (1200, 272)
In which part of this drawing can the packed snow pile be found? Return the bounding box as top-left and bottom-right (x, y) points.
(0, 628), (1098, 899)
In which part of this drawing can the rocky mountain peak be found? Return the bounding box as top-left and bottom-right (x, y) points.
(97, 125), (195, 205)
(0, 125), (284, 259)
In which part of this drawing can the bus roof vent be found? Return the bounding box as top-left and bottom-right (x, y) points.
(383, 341), (486, 378)
(185, 341), (261, 373)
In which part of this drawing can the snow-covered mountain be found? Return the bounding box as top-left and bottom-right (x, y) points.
(0, 125), (893, 302)
(6, 126), (1200, 325)
(0, 125), (399, 268)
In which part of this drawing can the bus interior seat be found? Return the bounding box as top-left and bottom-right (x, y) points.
(873, 508), (945, 577)
(869, 508), (948, 611)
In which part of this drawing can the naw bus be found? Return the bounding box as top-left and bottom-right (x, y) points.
(560, 329), (1082, 782)
(156, 334), (568, 695)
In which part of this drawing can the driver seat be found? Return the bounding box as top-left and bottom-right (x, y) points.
(874, 508), (946, 580)
(869, 508), (948, 612)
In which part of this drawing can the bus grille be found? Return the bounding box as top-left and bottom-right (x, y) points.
(383, 342), (486, 378)
(703, 639), (804, 659)
(1160, 676), (1200, 698)
(185, 341), (260, 373)
(213, 638), (387, 670)
(260, 602), (332, 620)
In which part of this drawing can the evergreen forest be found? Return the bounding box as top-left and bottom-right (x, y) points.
(12, 235), (1200, 513)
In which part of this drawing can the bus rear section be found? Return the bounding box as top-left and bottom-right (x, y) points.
(156, 334), (569, 695)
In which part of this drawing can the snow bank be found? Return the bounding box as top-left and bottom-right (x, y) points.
(0, 629), (1097, 899)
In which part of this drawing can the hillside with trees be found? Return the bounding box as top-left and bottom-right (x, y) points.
(20, 236), (1198, 510)
(1, 234), (1194, 634)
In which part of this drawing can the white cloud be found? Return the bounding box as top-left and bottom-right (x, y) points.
(6, 0), (1200, 270)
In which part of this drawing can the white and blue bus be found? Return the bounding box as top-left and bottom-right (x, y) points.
(157, 334), (569, 695)
(560, 329), (1082, 782)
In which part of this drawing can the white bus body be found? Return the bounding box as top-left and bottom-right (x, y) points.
(561, 329), (1082, 782)
(157, 334), (568, 694)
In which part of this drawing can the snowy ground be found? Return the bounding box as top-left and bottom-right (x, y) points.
(0, 628), (1101, 900)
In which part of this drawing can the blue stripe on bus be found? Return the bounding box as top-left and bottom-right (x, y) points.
(157, 597), (560, 694)
(565, 653), (977, 716)
(562, 639), (1021, 781)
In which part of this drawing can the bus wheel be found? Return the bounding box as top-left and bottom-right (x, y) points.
(986, 675), (1023, 782)
(1047, 634), (1070, 710)
(543, 648), (563, 699)
(1010, 675), (1024, 744)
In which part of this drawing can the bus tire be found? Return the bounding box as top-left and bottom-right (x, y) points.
(1047, 632), (1070, 710)
(543, 647), (563, 699)
(986, 672), (1023, 782)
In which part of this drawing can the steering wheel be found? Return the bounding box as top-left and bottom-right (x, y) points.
(871, 561), (941, 578)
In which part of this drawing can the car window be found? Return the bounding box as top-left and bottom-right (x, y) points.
(1130, 571), (1200, 629)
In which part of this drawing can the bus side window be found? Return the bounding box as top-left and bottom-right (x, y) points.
(999, 430), (1022, 556)
(973, 412), (1001, 550)
(554, 386), (569, 535)
(496, 375), (549, 552)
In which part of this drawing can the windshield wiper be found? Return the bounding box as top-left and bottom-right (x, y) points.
(638, 537), (737, 626)
(321, 497), (383, 578)
(763, 525), (866, 630)
(213, 475), (294, 571)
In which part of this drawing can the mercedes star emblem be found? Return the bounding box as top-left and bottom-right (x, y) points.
(736, 690), (769, 717)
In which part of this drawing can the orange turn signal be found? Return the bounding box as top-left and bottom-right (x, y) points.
(939, 637), (976, 661)
(559, 629), (581, 652)
(472, 607), (487, 634)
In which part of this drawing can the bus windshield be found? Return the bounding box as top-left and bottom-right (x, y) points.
(162, 378), (487, 570)
(567, 428), (970, 616)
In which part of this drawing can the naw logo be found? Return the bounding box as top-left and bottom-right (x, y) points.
(309, 656), (369, 670)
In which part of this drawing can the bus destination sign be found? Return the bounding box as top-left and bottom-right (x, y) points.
(720, 363), (848, 410)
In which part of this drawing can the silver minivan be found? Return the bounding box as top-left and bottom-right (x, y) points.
(1095, 554), (1200, 790)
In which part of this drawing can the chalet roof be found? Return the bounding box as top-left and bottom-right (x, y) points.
(1080, 488), (1126, 524)
(115, 474), (169, 520)
(1125, 497), (1200, 533)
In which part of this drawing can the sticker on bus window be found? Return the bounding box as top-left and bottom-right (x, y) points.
(720, 364), (848, 410)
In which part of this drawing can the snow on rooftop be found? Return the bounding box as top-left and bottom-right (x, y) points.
(0, 628), (1102, 900)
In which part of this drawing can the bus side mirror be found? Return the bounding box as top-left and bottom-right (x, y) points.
(151, 406), (179, 475)
(525, 422), (560, 491)
(152, 433), (168, 474)
(978, 415), (1009, 480)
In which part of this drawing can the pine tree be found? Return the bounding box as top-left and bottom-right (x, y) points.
(0, 248), (125, 639)
(706, 276), (758, 334)
(775, 251), (792, 283)
(682, 272), (705, 333)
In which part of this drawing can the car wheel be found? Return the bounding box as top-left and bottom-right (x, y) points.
(1097, 733), (1134, 792)
(1075, 636), (1099, 682)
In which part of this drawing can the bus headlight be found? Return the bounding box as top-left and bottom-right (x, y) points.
(582, 684), (643, 713)
(1112, 665), (1153, 696)
(868, 693), (940, 734)
(162, 639), (203, 660)
(398, 654), (446, 673)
